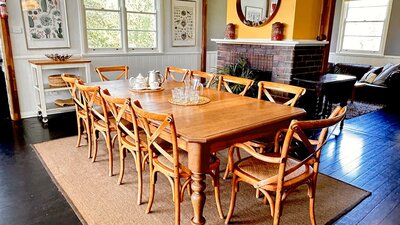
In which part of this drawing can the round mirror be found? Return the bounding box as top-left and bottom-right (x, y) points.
(236, 0), (281, 27)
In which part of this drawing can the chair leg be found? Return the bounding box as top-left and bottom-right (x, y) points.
(174, 177), (181, 225)
(308, 183), (317, 225)
(91, 129), (98, 160)
(223, 147), (238, 180)
(225, 174), (239, 224)
(136, 151), (143, 205)
(76, 117), (82, 147)
(118, 148), (125, 185)
(213, 167), (224, 219)
(272, 191), (283, 225)
(146, 170), (156, 214)
(106, 131), (113, 176)
(86, 120), (92, 158)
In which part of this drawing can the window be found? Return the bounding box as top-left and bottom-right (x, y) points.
(337, 0), (392, 55)
(82, 0), (159, 52)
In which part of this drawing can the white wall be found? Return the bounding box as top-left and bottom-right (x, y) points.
(6, 0), (217, 118)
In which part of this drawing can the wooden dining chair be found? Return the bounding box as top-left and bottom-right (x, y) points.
(131, 100), (224, 225)
(61, 74), (91, 152)
(223, 81), (307, 179)
(101, 89), (147, 205)
(224, 106), (347, 225)
(75, 80), (117, 176)
(95, 65), (129, 81)
(217, 74), (254, 96)
(189, 70), (216, 88)
(257, 81), (306, 106)
(164, 66), (190, 82)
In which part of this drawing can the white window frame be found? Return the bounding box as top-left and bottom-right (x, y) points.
(336, 0), (393, 56)
(79, 0), (163, 54)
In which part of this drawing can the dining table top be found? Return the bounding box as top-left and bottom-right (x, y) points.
(91, 79), (306, 145)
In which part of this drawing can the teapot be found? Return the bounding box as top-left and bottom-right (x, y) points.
(129, 73), (148, 89)
(148, 70), (164, 89)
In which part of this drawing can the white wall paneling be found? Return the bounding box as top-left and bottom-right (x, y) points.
(6, 0), (210, 118)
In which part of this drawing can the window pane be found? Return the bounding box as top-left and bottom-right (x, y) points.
(86, 11), (120, 29)
(83, 0), (119, 10)
(128, 31), (156, 48)
(344, 22), (384, 36)
(126, 0), (155, 12)
(127, 13), (156, 31)
(349, 0), (389, 8)
(342, 36), (381, 52)
(87, 30), (121, 48)
(346, 7), (387, 21)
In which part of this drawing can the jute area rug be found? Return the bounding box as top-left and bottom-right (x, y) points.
(33, 136), (370, 225)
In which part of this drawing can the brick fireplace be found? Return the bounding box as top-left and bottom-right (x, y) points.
(212, 39), (328, 84)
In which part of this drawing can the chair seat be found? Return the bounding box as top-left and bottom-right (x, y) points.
(235, 155), (313, 190)
(121, 131), (148, 150)
(94, 117), (132, 131)
(155, 150), (219, 177)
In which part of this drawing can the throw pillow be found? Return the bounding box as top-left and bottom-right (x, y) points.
(365, 73), (378, 83)
(359, 66), (383, 82)
(373, 63), (400, 85)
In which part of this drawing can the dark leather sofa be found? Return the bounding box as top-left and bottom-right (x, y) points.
(327, 62), (400, 105)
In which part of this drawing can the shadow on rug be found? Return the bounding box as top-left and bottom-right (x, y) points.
(345, 101), (386, 119)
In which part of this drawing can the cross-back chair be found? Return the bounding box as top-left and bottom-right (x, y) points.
(189, 70), (215, 88)
(257, 81), (306, 106)
(224, 106), (347, 225)
(101, 89), (148, 205)
(164, 66), (190, 82)
(95, 65), (129, 81)
(217, 74), (254, 96)
(131, 100), (224, 225)
(75, 80), (117, 176)
(223, 81), (307, 179)
(61, 74), (91, 152)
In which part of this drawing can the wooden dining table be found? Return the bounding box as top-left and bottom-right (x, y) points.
(92, 79), (306, 224)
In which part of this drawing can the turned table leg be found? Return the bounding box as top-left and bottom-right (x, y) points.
(187, 142), (209, 225)
(191, 173), (206, 225)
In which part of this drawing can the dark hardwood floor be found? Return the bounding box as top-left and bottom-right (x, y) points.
(0, 108), (399, 225)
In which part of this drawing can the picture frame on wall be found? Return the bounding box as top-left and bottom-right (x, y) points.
(245, 6), (263, 22)
(172, 0), (196, 47)
(21, 0), (70, 49)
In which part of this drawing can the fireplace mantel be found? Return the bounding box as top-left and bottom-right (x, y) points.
(211, 39), (329, 47)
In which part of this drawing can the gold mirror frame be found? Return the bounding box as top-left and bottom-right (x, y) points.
(236, 0), (281, 27)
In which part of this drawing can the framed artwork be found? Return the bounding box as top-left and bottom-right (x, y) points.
(172, 0), (196, 47)
(21, 0), (70, 49)
(245, 6), (263, 22)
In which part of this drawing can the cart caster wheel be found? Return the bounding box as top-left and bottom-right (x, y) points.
(42, 117), (48, 123)
(38, 111), (42, 117)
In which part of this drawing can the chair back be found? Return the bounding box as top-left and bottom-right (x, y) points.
(257, 81), (306, 107)
(96, 65), (129, 81)
(101, 89), (141, 145)
(75, 80), (108, 125)
(61, 74), (83, 110)
(217, 74), (254, 96)
(189, 70), (215, 88)
(131, 100), (191, 177)
(275, 106), (346, 186)
(164, 66), (190, 82)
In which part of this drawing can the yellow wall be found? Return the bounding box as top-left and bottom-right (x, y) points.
(226, 0), (322, 40)
(293, 0), (322, 39)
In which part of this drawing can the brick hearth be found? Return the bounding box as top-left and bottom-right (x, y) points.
(215, 41), (326, 84)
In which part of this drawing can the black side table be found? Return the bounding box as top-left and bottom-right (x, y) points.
(292, 74), (357, 128)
